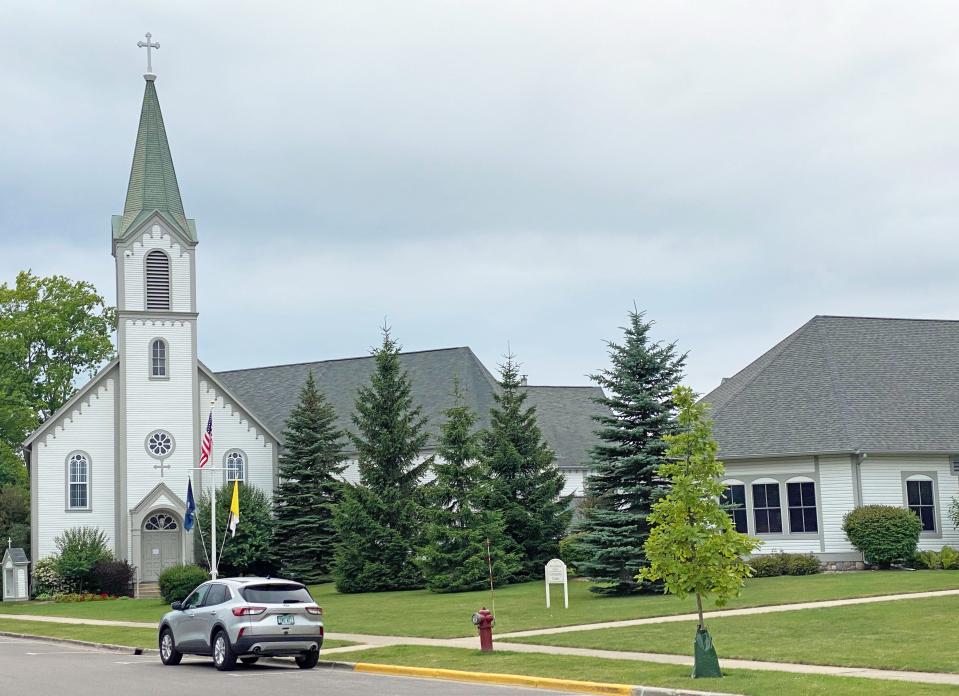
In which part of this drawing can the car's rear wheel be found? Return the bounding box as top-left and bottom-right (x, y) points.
(159, 629), (182, 666)
(240, 656), (259, 665)
(212, 630), (237, 671)
(295, 650), (319, 670)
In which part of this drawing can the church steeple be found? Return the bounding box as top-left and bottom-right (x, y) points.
(112, 71), (196, 245)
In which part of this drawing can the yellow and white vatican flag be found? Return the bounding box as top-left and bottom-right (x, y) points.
(228, 480), (240, 537)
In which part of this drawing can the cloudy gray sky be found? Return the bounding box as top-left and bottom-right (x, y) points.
(3, 1), (959, 395)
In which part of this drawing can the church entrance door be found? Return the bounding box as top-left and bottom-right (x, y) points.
(141, 512), (181, 582)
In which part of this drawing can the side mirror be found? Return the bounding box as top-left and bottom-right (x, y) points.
(171, 601), (183, 611)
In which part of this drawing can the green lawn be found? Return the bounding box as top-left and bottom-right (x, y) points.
(508, 595), (959, 674)
(1, 571), (957, 639)
(305, 570), (959, 638)
(323, 645), (959, 696)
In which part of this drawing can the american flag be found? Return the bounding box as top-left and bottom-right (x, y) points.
(199, 412), (213, 468)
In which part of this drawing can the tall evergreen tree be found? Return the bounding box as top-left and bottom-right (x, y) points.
(333, 327), (431, 593)
(481, 354), (571, 580)
(273, 371), (347, 583)
(416, 381), (521, 593)
(575, 309), (686, 594)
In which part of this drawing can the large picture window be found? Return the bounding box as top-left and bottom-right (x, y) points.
(787, 480), (818, 533)
(906, 477), (936, 532)
(67, 452), (90, 510)
(721, 483), (748, 533)
(752, 482), (782, 534)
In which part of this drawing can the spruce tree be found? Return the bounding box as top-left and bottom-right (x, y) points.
(273, 371), (346, 583)
(333, 327), (430, 593)
(575, 309), (686, 594)
(481, 354), (571, 580)
(416, 382), (521, 593)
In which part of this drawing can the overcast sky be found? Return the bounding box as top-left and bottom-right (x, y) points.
(3, 2), (959, 395)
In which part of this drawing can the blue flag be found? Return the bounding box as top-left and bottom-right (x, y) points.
(184, 478), (196, 531)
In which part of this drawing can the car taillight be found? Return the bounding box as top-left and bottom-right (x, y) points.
(232, 605), (267, 617)
(305, 605), (323, 616)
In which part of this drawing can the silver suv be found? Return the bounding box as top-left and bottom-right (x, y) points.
(158, 577), (324, 671)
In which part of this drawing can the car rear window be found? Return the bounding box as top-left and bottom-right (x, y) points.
(239, 583), (313, 604)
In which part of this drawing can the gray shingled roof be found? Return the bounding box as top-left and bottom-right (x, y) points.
(215, 347), (604, 469)
(3, 548), (28, 564)
(702, 316), (959, 459)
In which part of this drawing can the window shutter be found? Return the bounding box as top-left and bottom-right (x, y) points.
(951, 458), (959, 476)
(145, 250), (171, 310)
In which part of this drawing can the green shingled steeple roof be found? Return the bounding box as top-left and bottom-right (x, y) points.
(112, 75), (196, 243)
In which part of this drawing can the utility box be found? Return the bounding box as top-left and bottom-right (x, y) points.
(1, 547), (29, 602)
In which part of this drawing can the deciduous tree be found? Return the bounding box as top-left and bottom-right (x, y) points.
(640, 386), (760, 678)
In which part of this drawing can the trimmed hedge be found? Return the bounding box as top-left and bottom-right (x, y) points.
(157, 564), (209, 604)
(748, 552), (821, 577)
(842, 505), (922, 568)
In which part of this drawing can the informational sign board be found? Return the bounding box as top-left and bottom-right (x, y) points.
(545, 558), (568, 609)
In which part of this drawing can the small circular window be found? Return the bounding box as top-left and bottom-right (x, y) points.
(146, 430), (175, 459)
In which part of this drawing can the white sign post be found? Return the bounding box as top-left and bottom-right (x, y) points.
(545, 558), (568, 609)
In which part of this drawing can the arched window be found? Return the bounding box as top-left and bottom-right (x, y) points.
(145, 513), (179, 531)
(905, 475), (936, 532)
(67, 452), (90, 510)
(751, 478), (783, 534)
(151, 339), (168, 378)
(145, 250), (171, 310)
(720, 479), (747, 533)
(225, 450), (245, 483)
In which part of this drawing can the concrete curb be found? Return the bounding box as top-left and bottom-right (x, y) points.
(331, 659), (737, 696)
(0, 630), (158, 655)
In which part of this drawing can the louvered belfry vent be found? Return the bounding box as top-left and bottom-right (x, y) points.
(145, 250), (171, 310)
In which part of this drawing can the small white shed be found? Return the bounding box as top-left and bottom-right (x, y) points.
(1, 547), (30, 602)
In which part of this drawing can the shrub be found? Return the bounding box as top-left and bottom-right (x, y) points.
(32, 556), (71, 597)
(748, 552), (822, 577)
(748, 554), (786, 577)
(158, 564), (208, 604)
(915, 550), (941, 569)
(94, 559), (135, 597)
(842, 505), (922, 568)
(940, 546), (959, 570)
(54, 527), (112, 592)
(784, 553), (821, 575)
(194, 483), (276, 577)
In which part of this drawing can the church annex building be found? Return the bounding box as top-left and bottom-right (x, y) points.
(21, 68), (605, 582)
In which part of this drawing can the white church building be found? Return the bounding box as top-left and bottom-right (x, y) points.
(22, 63), (604, 583)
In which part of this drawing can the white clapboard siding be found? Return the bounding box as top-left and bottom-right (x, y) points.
(124, 319), (196, 509)
(818, 455), (857, 553)
(35, 373), (117, 558)
(199, 380), (274, 499)
(860, 454), (959, 550)
(121, 223), (192, 313)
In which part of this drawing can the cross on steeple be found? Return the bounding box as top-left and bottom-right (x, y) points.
(154, 460), (171, 478)
(137, 32), (160, 74)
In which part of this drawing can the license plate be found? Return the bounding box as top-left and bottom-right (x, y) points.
(277, 614), (294, 626)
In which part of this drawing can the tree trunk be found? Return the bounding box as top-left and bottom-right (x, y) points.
(695, 591), (705, 630)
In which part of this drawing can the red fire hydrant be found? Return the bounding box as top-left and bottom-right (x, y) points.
(472, 607), (495, 652)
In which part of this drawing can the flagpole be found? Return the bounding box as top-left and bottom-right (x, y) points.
(210, 478), (217, 579)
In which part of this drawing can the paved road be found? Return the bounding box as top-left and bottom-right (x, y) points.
(0, 636), (565, 695)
